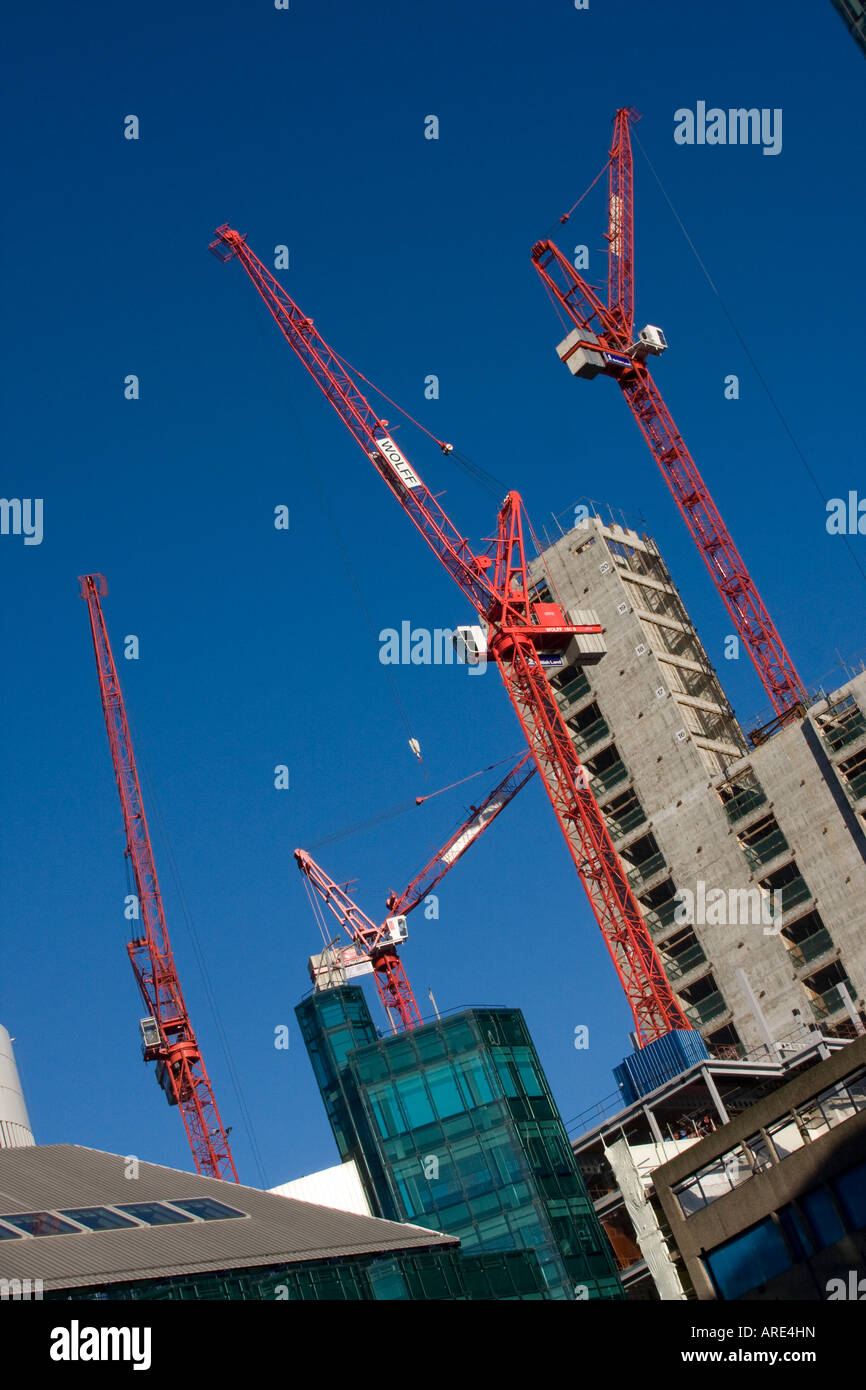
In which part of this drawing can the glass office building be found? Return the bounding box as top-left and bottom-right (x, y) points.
(296, 989), (624, 1301)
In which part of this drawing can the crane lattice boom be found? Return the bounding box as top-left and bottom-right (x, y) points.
(214, 229), (690, 1043)
(80, 574), (237, 1180)
(532, 108), (805, 721)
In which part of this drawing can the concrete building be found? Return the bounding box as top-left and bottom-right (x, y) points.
(651, 1030), (866, 1299)
(528, 509), (866, 1057)
(0, 1143), (548, 1301)
(296, 988), (624, 1300)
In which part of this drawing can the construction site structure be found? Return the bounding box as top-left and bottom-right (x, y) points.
(79, 575), (237, 1181)
(211, 224), (691, 1046)
(532, 108), (806, 726)
(528, 511), (866, 1057)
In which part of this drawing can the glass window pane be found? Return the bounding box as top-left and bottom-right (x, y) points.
(494, 1055), (518, 1097)
(819, 1083), (857, 1127)
(512, 1048), (545, 1098)
(834, 1160), (866, 1230)
(395, 1074), (435, 1128)
(369, 1081), (404, 1138)
(2, 1211), (82, 1237)
(413, 1031), (447, 1064)
(60, 1207), (137, 1231)
(705, 1217), (791, 1299)
(116, 1202), (193, 1226)
(426, 1065), (465, 1119)
(168, 1198), (246, 1221)
(327, 1025), (356, 1068)
(845, 1071), (866, 1111)
(797, 1102), (830, 1142)
(801, 1187), (845, 1250)
(457, 1056), (497, 1106)
(0, 1222), (23, 1239)
(743, 1133), (773, 1172)
(768, 1117), (804, 1159)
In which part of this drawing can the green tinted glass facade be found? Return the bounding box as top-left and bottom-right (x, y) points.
(296, 991), (623, 1301)
(53, 1247), (547, 1302)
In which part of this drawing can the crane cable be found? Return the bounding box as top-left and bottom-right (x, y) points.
(329, 345), (509, 501)
(631, 127), (866, 590)
(231, 274), (426, 768)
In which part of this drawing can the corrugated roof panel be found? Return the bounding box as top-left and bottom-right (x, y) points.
(0, 1145), (455, 1291)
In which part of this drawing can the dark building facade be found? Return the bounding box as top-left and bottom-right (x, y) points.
(651, 1033), (866, 1299)
(296, 989), (623, 1300)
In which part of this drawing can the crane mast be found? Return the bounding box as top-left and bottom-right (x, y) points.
(532, 108), (806, 723)
(79, 574), (237, 1181)
(212, 228), (690, 1044)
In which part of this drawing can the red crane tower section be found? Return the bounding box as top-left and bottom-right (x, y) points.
(297, 754), (536, 1033)
(79, 574), (238, 1181)
(532, 108), (806, 723)
(211, 226), (690, 1044)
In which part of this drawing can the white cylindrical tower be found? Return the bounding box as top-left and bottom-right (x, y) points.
(0, 1024), (34, 1149)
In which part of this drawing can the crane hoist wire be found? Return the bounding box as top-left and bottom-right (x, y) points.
(631, 127), (866, 591)
(329, 345), (509, 501)
(306, 751), (527, 851)
(132, 724), (270, 1189)
(271, 340), (429, 770)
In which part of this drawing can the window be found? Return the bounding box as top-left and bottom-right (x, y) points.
(834, 1159), (866, 1230)
(456, 1055), (496, 1107)
(704, 1217), (791, 1299)
(60, 1207), (137, 1232)
(0, 1222), (23, 1240)
(0, 1211), (81, 1237)
(369, 1081), (404, 1138)
(743, 1133), (773, 1173)
(674, 1147), (751, 1216)
(116, 1202), (193, 1226)
(394, 1073), (435, 1129)
(512, 1048), (545, 1098)
(767, 1116), (804, 1160)
(800, 1188), (844, 1250)
(426, 1064), (466, 1120)
(167, 1198), (246, 1222)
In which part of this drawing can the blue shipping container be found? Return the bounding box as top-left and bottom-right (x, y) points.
(613, 1030), (711, 1106)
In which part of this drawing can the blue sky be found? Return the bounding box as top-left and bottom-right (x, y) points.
(2, 0), (863, 1188)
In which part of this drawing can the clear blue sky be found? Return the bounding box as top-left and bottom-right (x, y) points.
(2, 0), (863, 1188)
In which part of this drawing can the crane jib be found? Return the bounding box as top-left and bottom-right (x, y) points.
(375, 434), (423, 490)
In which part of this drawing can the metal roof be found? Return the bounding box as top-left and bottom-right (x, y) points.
(0, 1144), (456, 1292)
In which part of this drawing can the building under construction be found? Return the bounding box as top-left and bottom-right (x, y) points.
(529, 510), (866, 1056)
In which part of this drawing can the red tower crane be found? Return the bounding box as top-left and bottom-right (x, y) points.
(210, 226), (690, 1044)
(531, 108), (806, 724)
(296, 754), (536, 1032)
(79, 574), (238, 1181)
